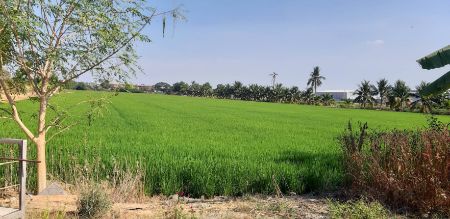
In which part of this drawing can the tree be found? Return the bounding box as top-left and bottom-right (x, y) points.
(272, 83), (285, 102)
(75, 82), (87, 90)
(376, 79), (390, 109)
(353, 80), (377, 108)
(99, 79), (111, 90)
(390, 80), (411, 110)
(269, 72), (278, 88)
(320, 93), (335, 106)
(188, 81), (201, 96)
(154, 82), (172, 94)
(248, 84), (262, 101)
(288, 86), (301, 103)
(0, 1), (182, 193)
(410, 81), (447, 113)
(172, 81), (189, 95)
(232, 81), (244, 99)
(300, 87), (314, 104)
(200, 82), (213, 97)
(307, 66), (326, 94)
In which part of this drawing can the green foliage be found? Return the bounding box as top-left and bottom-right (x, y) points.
(411, 81), (448, 113)
(320, 93), (335, 106)
(307, 66), (326, 93)
(353, 80), (377, 108)
(328, 199), (390, 219)
(0, 0), (183, 94)
(417, 45), (450, 96)
(389, 80), (411, 110)
(376, 78), (390, 108)
(0, 19), (12, 65)
(1, 91), (449, 197)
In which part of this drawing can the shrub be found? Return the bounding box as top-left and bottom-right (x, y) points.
(78, 183), (112, 218)
(328, 198), (390, 219)
(340, 119), (450, 216)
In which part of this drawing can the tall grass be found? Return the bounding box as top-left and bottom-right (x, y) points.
(1, 91), (449, 197)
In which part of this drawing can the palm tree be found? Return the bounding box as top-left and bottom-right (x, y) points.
(301, 87), (315, 104)
(353, 80), (377, 108)
(288, 86), (301, 103)
(410, 81), (447, 113)
(307, 66), (326, 94)
(411, 81), (433, 113)
(376, 79), (390, 109)
(272, 83), (284, 102)
(320, 93), (335, 106)
(269, 72), (278, 88)
(232, 81), (243, 99)
(390, 80), (411, 110)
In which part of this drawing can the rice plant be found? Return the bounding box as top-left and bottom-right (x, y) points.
(1, 91), (448, 197)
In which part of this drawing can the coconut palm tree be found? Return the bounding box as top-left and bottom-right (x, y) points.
(353, 80), (377, 108)
(376, 79), (390, 109)
(321, 93), (335, 106)
(269, 72), (278, 88)
(390, 80), (411, 110)
(307, 66), (326, 94)
(301, 87), (315, 104)
(410, 81), (434, 113)
(288, 86), (301, 103)
(232, 81), (244, 99)
(410, 81), (447, 113)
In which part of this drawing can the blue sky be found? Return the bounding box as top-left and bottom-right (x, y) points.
(115, 0), (450, 90)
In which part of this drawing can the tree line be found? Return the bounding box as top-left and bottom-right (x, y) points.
(67, 66), (450, 114)
(353, 79), (449, 113)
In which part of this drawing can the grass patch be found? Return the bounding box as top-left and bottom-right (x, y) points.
(328, 199), (391, 219)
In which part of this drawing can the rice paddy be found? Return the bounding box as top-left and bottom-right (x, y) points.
(1, 91), (449, 197)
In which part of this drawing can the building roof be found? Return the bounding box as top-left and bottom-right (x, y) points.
(316, 90), (355, 93)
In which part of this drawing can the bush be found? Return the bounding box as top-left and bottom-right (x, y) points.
(340, 119), (450, 216)
(329, 198), (390, 219)
(78, 184), (112, 218)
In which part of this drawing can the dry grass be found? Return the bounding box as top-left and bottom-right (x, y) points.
(340, 119), (450, 216)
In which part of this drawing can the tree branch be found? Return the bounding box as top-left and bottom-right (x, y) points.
(0, 0), (42, 96)
(48, 8), (179, 96)
(46, 121), (78, 142)
(0, 71), (36, 142)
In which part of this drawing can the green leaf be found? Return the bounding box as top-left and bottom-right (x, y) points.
(421, 70), (450, 97)
(417, 45), (450, 70)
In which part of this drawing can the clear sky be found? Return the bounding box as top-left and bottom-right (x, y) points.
(102, 0), (450, 90)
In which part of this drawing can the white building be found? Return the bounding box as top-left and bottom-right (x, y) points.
(315, 90), (357, 101)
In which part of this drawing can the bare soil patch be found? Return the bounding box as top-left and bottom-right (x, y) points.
(0, 92), (35, 102)
(1, 194), (329, 218)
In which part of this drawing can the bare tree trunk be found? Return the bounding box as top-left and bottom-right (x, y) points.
(36, 96), (48, 193)
(36, 136), (46, 193)
(379, 96), (383, 109)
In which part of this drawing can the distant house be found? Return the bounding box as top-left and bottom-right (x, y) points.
(109, 83), (124, 89)
(315, 90), (356, 101)
(136, 84), (154, 92)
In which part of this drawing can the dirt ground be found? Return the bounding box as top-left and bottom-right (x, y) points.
(0, 92), (35, 102)
(1, 194), (330, 218)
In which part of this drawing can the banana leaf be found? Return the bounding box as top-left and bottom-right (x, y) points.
(420, 70), (450, 96)
(417, 45), (450, 69)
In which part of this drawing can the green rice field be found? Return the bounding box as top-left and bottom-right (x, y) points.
(1, 91), (449, 197)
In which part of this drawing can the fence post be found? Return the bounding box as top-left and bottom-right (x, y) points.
(19, 140), (27, 215)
